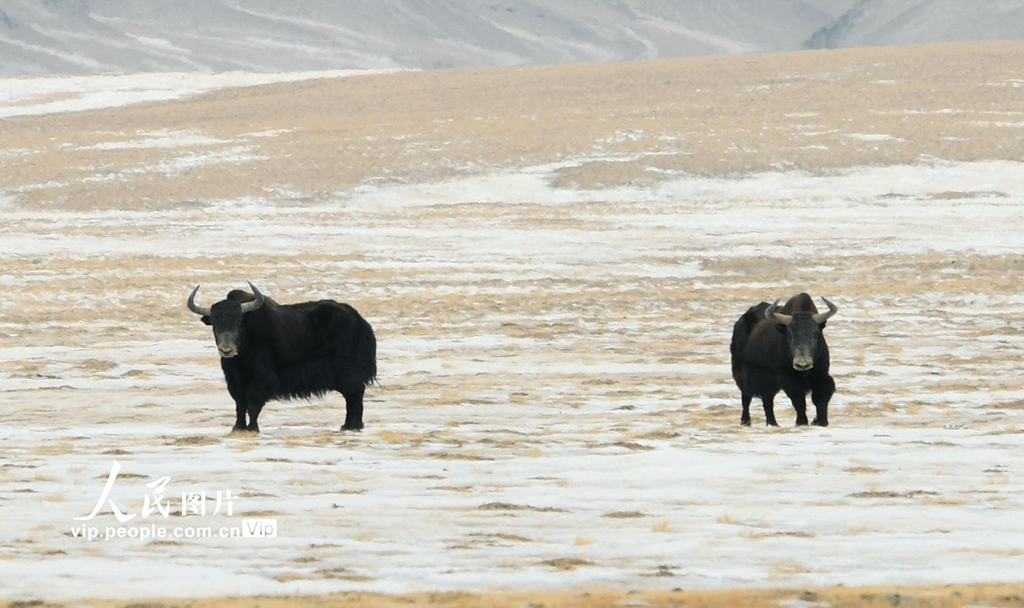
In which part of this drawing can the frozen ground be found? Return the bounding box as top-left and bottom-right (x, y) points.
(2, 156), (1023, 600)
(0, 70), (394, 118)
(1, 46), (1023, 602)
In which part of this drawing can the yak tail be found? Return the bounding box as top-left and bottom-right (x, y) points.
(729, 329), (745, 382)
(730, 303), (768, 382)
(355, 315), (378, 387)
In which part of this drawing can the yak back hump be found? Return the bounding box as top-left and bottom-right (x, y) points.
(226, 289), (257, 303)
(781, 292), (818, 315)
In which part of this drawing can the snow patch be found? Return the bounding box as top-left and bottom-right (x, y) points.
(844, 133), (904, 142)
(0, 70), (399, 119)
(81, 129), (231, 150)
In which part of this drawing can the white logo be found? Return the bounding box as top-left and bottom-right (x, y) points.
(242, 519), (278, 538)
(75, 461), (237, 522)
(69, 461), (256, 542)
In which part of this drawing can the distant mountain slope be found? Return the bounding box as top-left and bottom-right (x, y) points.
(811, 0), (865, 17)
(807, 0), (1024, 49)
(0, 0), (840, 76)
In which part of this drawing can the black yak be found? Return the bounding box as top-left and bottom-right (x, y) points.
(187, 282), (377, 432)
(730, 293), (837, 427)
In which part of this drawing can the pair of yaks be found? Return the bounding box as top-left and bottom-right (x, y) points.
(186, 284), (838, 432)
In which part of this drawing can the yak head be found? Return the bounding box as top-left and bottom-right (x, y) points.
(765, 297), (838, 371)
(187, 281), (266, 358)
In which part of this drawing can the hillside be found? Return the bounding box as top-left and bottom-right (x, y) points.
(0, 0), (840, 75)
(807, 0), (1024, 48)
(5, 0), (1024, 76)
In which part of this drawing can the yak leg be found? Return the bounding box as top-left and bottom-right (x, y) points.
(779, 374), (809, 426)
(811, 375), (835, 427)
(232, 400), (248, 432)
(761, 395), (779, 427)
(243, 359), (280, 433)
(742, 366), (779, 427)
(245, 396), (266, 433)
(245, 380), (274, 433)
(340, 386), (365, 431)
(740, 393), (752, 426)
(224, 378), (248, 432)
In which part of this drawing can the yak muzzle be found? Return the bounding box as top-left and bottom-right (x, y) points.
(215, 333), (240, 358)
(216, 339), (239, 358)
(793, 358), (814, 371)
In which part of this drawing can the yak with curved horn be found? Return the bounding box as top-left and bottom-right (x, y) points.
(188, 281), (377, 433)
(729, 292), (838, 427)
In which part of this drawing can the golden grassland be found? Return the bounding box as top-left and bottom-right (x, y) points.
(8, 583), (1024, 608)
(2, 42), (1024, 605)
(1, 42), (1023, 210)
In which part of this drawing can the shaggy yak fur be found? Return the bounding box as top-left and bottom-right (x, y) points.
(189, 283), (376, 432)
(730, 292), (837, 427)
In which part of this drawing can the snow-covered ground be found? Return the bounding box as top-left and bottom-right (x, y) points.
(2, 53), (1024, 601)
(0, 70), (395, 118)
(2, 152), (1023, 600)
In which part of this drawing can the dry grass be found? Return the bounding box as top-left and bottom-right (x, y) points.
(539, 557), (593, 570)
(2, 42), (1024, 211)
(602, 511), (646, 519)
(8, 584), (1024, 608)
(2, 42), (1024, 601)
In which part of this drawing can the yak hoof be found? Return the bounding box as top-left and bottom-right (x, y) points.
(766, 421), (779, 427)
(341, 423), (364, 432)
(245, 424), (260, 433)
(812, 418), (829, 427)
(740, 417), (751, 427)
(796, 418), (809, 426)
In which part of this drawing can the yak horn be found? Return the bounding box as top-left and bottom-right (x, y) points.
(241, 281), (266, 313)
(813, 297), (838, 323)
(765, 300), (792, 325)
(187, 285), (211, 316)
